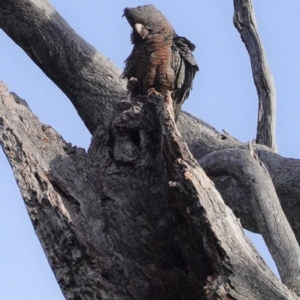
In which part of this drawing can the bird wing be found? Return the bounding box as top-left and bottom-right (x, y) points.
(171, 35), (199, 119)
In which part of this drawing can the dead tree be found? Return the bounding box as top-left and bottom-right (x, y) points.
(1, 0), (300, 299)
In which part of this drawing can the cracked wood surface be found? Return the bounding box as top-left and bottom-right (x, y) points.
(1, 0), (300, 260)
(1, 0), (297, 239)
(1, 0), (300, 298)
(200, 146), (300, 294)
(1, 83), (298, 299)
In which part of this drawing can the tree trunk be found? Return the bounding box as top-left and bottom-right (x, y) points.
(1, 0), (300, 299)
(0, 83), (298, 299)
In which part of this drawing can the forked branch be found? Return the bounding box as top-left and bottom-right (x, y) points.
(200, 146), (300, 294)
(1, 0), (300, 249)
(157, 96), (297, 299)
(1, 0), (300, 297)
(233, 0), (277, 152)
(1, 81), (298, 299)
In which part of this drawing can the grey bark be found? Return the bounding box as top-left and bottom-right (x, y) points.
(179, 112), (300, 242)
(1, 0), (300, 298)
(1, 83), (298, 299)
(0, 0), (126, 133)
(200, 146), (300, 294)
(2, 0), (298, 241)
(233, 0), (277, 152)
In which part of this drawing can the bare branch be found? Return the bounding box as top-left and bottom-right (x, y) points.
(0, 0), (126, 133)
(0, 0), (278, 153)
(178, 112), (300, 242)
(200, 146), (300, 293)
(233, 0), (277, 152)
(0, 0), (299, 239)
(1, 81), (299, 298)
(1, 1), (299, 235)
(1, 1), (299, 298)
(2, 0), (300, 292)
(0, 83), (104, 298)
(157, 96), (297, 299)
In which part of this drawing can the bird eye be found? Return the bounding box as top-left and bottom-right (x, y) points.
(145, 26), (153, 31)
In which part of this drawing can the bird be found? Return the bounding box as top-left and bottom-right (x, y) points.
(122, 4), (199, 120)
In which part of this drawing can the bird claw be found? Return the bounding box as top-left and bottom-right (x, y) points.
(147, 88), (162, 97)
(126, 77), (140, 94)
(129, 77), (138, 82)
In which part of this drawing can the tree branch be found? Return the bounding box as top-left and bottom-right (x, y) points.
(178, 112), (300, 242)
(1, 81), (298, 299)
(200, 146), (300, 293)
(233, 0), (277, 151)
(157, 96), (297, 299)
(0, 0), (277, 153)
(0, 0), (126, 133)
(2, 0), (300, 297)
(0, 83), (105, 298)
(2, 0), (300, 278)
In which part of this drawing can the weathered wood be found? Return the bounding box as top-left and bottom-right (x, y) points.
(0, 82), (212, 299)
(200, 145), (300, 293)
(1, 0), (300, 297)
(233, 0), (277, 151)
(159, 98), (300, 298)
(0, 0), (126, 133)
(179, 112), (300, 242)
(1, 82), (298, 299)
(1, 0), (300, 260)
(0, 83), (102, 299)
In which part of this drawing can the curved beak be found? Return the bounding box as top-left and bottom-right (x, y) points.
(134, 23), (143, 35)
(133, 23), (149, 40)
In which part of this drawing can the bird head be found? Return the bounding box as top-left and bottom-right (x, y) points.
(123, 5), (174, 43)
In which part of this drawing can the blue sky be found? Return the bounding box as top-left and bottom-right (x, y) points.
(0, 1), (299, 298)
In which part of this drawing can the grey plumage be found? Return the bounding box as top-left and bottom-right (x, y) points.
(122, 5), (199, 120)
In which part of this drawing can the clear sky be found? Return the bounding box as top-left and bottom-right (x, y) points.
(1, 1), (299, 299)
